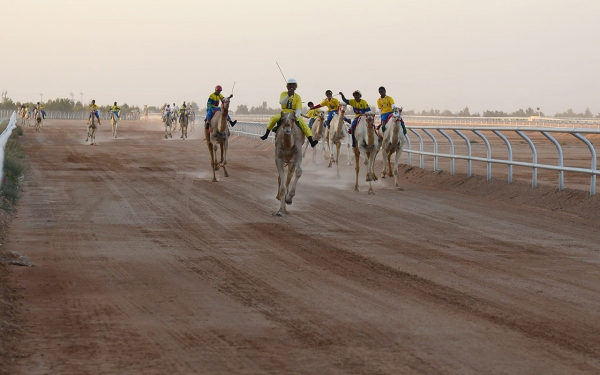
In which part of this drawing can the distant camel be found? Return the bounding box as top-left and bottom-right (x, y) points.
(110, 112), (120, 138)
(179, 110), (188, 140)
(273, 112), (304, 216)
(85, 109), (98, 145)
(380, 107), (406, 188)
(34, 108), (43, 133)
(302, 110), (325, 163)
(327, 103), (352, 176)
(164, 112), (173, 139)
(353, 111), (380, 194)
(205, 97), (231, 182)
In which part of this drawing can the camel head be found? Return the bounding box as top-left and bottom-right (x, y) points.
(317, 111), (325, 121)
(221, 97), (231, 110)
(393, 106), (403, 118)
(338, 103), (347, 115)
(281, 112), (295, 135)
(365, 111), (376, 127)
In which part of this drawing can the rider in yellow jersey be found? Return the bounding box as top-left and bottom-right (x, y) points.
(259, 78), (319, 147)
(339, 90), (371, 147)
(311, 90), (349, 128)
(89, 100), (101, 125)
(377, 86), (406, 135)
(302, 102), (322, 129)
(110, 102), (121, 120)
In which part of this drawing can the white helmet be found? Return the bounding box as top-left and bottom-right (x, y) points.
(286, 78), (297, 85)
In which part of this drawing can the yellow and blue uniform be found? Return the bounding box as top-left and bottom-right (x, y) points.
(306, 108), (321, 128)
(378, 95), (406, 134)
(340, 94), (371, 133)
(89, 103), (100, 120)
(111, 104), (120, 119)
(315, 97), (341, 127)
(205, 92), (232, 122)
(266, 92), (313, 137)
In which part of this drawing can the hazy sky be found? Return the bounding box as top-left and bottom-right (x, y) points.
(3, 0), (599, 115)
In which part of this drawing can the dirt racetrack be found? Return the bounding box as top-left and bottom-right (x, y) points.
(2, 119), (600, 374)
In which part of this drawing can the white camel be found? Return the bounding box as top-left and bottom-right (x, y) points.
(110, 112), (120, 138)
(273, 112), (304, 216)
(353, 111), (380, 195)
(327, 103), (352, 176)
(380, 107), (406, 188)
(179, 110), (188, 140)
(302, 110), (325, 163)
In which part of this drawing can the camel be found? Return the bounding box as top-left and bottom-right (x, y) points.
(19, 109), (26, 126)
(85, 110), (98, 145)
(327, 103), (352, 176)
(273, 112), (305, 216)
(205, 97), (232, 182)
(164, 112), (173, 139)
(189, 111), (195, 132)
(34, 108), (43, 132)
(380, 107), (406, 188)
(302, 110), (325, 163)
(179, 111), (188, 140)
(353, 111), (380, 195)
(110, 112), (120, 138)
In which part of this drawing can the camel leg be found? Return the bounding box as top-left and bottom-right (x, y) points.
(286, 162), (302, 205)
(221, 140), (229, 177)
(354, 148), (360, 191)
(212, 145), (220, 172)
(327, 141), (335, 168)
(206, 131), (218, 182)
(335, 141), (341, 178)
(368, 152), (376, 195)
(274, 158), (287, 216)
(346, 134), (354, 166)
(312, 144), (317, 164)
(302, 140), (309, 158)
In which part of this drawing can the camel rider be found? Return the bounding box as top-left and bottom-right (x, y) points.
(311, 90), (350, 128)
(163, 104), (171, 120)
(259, 78), (319, 147)
(302, 102), (321, 129)
(339, 90), (371, 147)
(377, 86), (406, 135)
(205, 85), (237, 129)
(40, 103), (46, 119)
(179, 102), (188, 122)
(89, 100), (101, 125)
(111, 102), (121, 119)
(172, 103), (179, 120)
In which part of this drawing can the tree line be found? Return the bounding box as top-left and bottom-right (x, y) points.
(1, 94), (598, 119)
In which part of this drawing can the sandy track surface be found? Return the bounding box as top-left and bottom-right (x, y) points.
(4, 120), (600, 374)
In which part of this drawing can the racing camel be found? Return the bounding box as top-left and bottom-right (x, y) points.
(302, 110), (325, 163)
(380, 106), (406, 188)
(85, 109), (98, 145)
(353, 111), (380, 195)
(110, 112), (120, 138)
(205, 97), (232, 182)
(326, 103), (352, 176)
(273, 112), (305, 216)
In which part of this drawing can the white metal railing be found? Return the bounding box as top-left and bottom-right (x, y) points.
(0, 110), (141, 121)
(0, 111), (18, 190)
(231, 121), (600, 195)
(233, 114), (600, 128)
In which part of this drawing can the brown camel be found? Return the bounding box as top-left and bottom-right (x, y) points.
(273, 112), (305, 216)
(302, 110), (325, 163)
(353, 111), (380, 195)
(205, 97), (231, 182)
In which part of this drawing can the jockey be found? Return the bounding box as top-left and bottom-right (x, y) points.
(89, 100), (101, 125)
(302, 102), (321, 129)
(111, 102), (121, 119)
(205, 85), (237, 129)
(172, 103), (179, 119)
(377, 86), (406, 135)
(339, 90), (371, 147)
(179, 102), (188, 121)
(311, 90), (350, 128)
(163, 104), (171, 120)
(259, 78), (319, 147)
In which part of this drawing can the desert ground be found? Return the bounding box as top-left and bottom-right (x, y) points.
(1, 119), (600, 374)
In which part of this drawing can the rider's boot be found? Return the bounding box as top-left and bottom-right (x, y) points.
(308, 136), (319, 148)
(229, 120), (237, 127)
(260, 129), (271, 140)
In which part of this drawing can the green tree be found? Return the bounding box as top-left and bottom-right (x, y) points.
(236, 104), (249, 114)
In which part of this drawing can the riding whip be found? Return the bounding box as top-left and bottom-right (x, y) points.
(276, 62), (287, 83)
